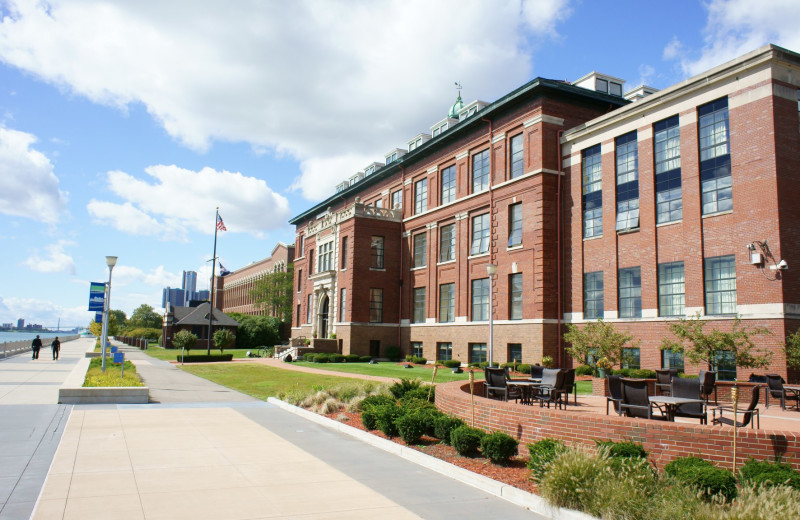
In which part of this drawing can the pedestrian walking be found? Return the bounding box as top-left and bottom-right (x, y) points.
(31, 335), (42, 359)
(51, 337), (61, 360)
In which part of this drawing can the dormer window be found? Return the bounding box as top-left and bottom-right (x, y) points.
(385, 152), (397, 165)
(365, 165), (374, 175)
(432, 127), (440, 137)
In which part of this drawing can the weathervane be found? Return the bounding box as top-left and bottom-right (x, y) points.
(454, 81), (462, 95)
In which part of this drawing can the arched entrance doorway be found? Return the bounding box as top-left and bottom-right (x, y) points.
(318, 295), (329, 339)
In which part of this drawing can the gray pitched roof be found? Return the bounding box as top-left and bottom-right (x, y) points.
(173, 302), (239, 327)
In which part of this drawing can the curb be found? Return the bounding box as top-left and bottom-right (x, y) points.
(267, 397), (596, 520)
(58, 353), (150, 404)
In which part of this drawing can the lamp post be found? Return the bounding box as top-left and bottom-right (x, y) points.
(100, 256), (117, 373)
(486, 263), (497, 367)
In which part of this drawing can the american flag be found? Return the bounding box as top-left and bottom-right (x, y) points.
(216, 214), (227, 231)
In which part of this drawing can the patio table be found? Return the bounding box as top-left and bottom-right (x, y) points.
(650, 396), (706, 422)
(507, 381), (540, 405)
(783, 385), (800, 411)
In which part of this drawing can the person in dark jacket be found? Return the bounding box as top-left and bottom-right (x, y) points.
(31, 335), (42, 359)
(51, 337), (61, 360)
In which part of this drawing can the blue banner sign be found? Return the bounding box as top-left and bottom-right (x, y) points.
(88, 282), (105, 311)
(95, 312), (103, 323)
(113, 352), (124, 364)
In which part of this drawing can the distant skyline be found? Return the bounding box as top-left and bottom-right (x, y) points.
(2, 0), (800, 328)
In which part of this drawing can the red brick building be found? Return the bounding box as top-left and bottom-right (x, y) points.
(290, 44), (800, 380)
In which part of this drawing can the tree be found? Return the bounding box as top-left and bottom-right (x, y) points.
(563, 319), (638, 368)
(87, 309), (124, 337)
(249, 264), (294, 323)
(660, 314), (772, 374)
(172, 330), (197, 353)
(786, 330), (800, 370)
(228, 313), (281, 348)
(213, 329), (235, 354)
(127, 304), (162, 329)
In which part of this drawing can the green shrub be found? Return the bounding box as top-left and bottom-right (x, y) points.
(328, 353), (344, 363)
(389, 379), (423, 399)
(396, 411), (428, 444)
(738, 459), (800, 490)
(420, 408), (444, 437)
(403, 386), (434, 402)
(411, 356), (427, 365)
(405, 354), (413, 362)
(178, 354), (233, 363)
(629, 369), (657, 379)
(228, 313), (281, 348)
(345, 354), (361, 362)
(359, 355), (373, 362)
(450, 425), (485, 456)
(611, 368), (631, 377)
(441, 359), (461, 368)
(303, 353), (317, 362)
(596, 440), (648, 460)
(539, 446), (605, 510)
(361, 406), (379, 430)
(575, 364), (594, 376)
(527, 438), (566, 483)
(433, 415), (464, 444)
(314, 353), (330, 363)
(374, 403), (401, 437)
(480, 431), (519, 464)
(385, 345), (401, 361)
(359, 394), (395, 411)
(516, 363), (531, 374)
(477, 361), (499, 368)
(666, 457), (736, 502)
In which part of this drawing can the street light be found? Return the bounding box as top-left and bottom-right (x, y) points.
(100, 256), (117, 372)
(486, 263), (497, 367)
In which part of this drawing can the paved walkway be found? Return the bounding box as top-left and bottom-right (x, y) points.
(0, 340), (543, 520)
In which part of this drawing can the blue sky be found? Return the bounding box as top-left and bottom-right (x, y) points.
(1, 0), (798, 329)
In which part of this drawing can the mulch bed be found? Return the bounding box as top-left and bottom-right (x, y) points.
(324, 410), (537, 494)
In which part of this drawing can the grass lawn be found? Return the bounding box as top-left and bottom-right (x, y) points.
(141, 345), (253, 362)
(290, 360), (474, 383)
(180, 363), (371, 401)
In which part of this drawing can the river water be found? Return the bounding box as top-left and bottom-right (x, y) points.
(0, 331), (81, 344)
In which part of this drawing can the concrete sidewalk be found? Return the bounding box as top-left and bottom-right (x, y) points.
(13, 342), (543, 520)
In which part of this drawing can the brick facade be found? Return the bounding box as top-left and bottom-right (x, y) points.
(290, 45), (800, 379)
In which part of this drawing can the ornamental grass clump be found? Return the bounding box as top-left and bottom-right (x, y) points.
(539, 445), (605, 511)
(527, 438), (566, 483)
(721, 482), (800, 518)
(480, 431), (519, 465)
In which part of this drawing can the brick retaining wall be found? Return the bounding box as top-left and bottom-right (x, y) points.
(436, 380), (800, 471)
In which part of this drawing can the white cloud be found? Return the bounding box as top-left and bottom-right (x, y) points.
(87, 165), (290, 239)
(112, 265), (181, 288)
(0, 126), (67, 223)
(665, 0), (800, 77)
(0, 0), (571, 201)
(0, 296), (92, 329)
(23, 239), (75, 274)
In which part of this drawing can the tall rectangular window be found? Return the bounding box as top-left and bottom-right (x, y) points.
(299, 235), (305, 256)
(582, 145), (602, 238)
(510, 134), (524, 179)
(296, 304), (301, 327)
(297, 269), (302, 292)
(470, 343), (487, 364)
(508, 343), (522, 363)
(508, 203), (522, 247)
(622, 347), (641, 369)
(661, 349), (684, 371)
(306, 294), (312, 323)
(340, 236), (348, 269)
(705, 255), (736, 315)
(654, 115), (682, 224)
(413, 232), (427, 268)
(441, 165), (456, 205)
(615, 132), (639, 231)
(391, 190), (402, 210)
(437, 342), (453, 361)
(439, 223), (455, 262)
(414, 178), (428, 214)
(470, 214), (490, 255)
(583, 271), (604, 319)
(411, 342), (423, 358)
(618, 267), (641, 318)
(370, 236), (385, 269)
(472, 149), (490, 192)
(509, 273), (523, 320)
(369, 288), (383, 323)
(339, 288), (346, 321)
(658, 261), (685, 317)
(472, 278), (489, 321)
(318, 242), (333, 272)
(699, 98), (732, 215)
(439, 283), (455, 323)
(412, 287), (426, 324)
(308, 249), (314, 275)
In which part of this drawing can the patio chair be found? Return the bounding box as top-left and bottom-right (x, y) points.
(765, 374), (800, 410)
(554, 369), (576, 409)
(620, 378), (667, 420)
(530, 365), (545, 380)
(532, 369), (566, 409)
(671, 377), (707, 424)
(699, 370), (717, 405)
(606, 375), (623, 416)
(484, 367), (521, 402)
(655, 369), (676, 396)
(712, 386), (760, 429)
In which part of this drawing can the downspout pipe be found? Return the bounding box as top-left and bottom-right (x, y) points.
(482, 117), (494, 365)
(557, 129), (564, 368)
(398, 165), (405, 350)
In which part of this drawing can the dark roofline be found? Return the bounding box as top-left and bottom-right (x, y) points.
(289, 77), (628, 225)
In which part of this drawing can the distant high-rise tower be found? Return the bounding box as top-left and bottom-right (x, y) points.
(182, 271), (198, 306)
(162, 288), (185, 309)
(17, 318), (24, 329)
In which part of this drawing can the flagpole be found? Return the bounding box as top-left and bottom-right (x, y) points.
(208, 207), (219, 355)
